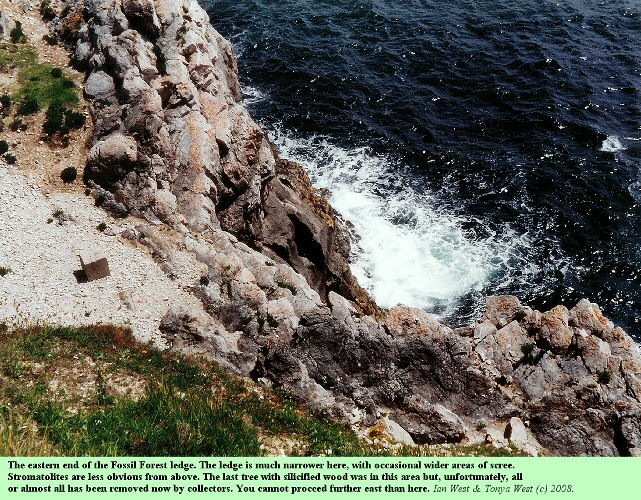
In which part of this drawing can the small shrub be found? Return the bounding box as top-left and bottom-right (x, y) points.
(266, 313), (279, 328)
(60, 11), (83, 42)
(50, 67), (62, 79)
(40, 0), (57, 20)
(95, 193), (107, 207)
(10, 22), (26, 44)
(0, 266), (11, 277)
(0, 95), (10, 113)
(42, 34), (58, 46)
(199, 276), (210, 286)
(598, 370), (611, 384)
(4, 153), (17, 165)
(64, 109), (85, 129)
(60, 167), (77, 183)
(96, 222), (107, 232)
(256, 314), (265, 331)
(152, 44), (167, 75)
(0, 140), (8, 155)
(52, 209), (63, 218)
(9, 119), (26, 132)
(18, 97), (40, 116)
(42, 103), (67, 137)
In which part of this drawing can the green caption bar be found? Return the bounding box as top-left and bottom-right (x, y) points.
(1, 457), (638, 499)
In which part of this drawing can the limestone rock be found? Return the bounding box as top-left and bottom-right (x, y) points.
(392, 398), (467, 445)
(84, 71), (117, 102)
(570, 299), (613, 336)
(380, 417), (415, 446)
(384, 304), (442, 337)
(618, 411), (641, 457)
(0, 11), (16, 39)
(537, 305), (573, 352)
(484, 295), (526, 328)
(122, 0), (160, 38)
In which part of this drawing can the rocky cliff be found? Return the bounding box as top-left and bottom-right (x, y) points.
(41, 0), (641, 456)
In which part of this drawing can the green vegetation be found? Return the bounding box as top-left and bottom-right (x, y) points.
(9, 118), (26, 132)
(0, 140), (8, 155)
(514, 342), (545, 368)
(0, 94), (10, 114)
(0, 38), (82, 141)
(42, 34), (58, 46)
(18, 96), (39, 115)
(16, 63), (78, 111)
(3, 153), (17, 165)
(276, 280), (298, 295)
(199, 275), (210, 286)
(0, 42), (37, 72)
(0, 267), (11, 277)
(60, 166), (77, 183)
(40, 0), (58, 21)
(97, 222), (108, 232)
(597, 370), (611, 385)
(9, 22), (26, 44)
(0, 325), (367, 456)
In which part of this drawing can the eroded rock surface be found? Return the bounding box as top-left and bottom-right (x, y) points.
(44, 0), (641, 456)
(66, 0), (373, 314)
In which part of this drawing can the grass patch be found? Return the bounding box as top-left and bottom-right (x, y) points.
(0, 42), (38, 72)
(1, 406), (59, 456)
(0, 266), (11, 277)
(15, 63), (78, 111)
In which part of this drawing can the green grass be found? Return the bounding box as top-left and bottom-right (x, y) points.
(31, 383), (260, 456)
(1, 41), (81, 139)
(15, 63), (78, 111)
(0, 42), (37, 72)
(0, 325), (363, 456)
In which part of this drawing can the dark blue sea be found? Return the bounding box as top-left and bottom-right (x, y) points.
(204, 0), (641, 339)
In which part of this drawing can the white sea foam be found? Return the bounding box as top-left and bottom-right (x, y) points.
(266, 126), (532, 315)
(600, 135), (625, 152)
(242, 86), (267, 106)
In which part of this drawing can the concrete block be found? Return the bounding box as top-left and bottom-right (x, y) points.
(79, 250), (111, 281)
